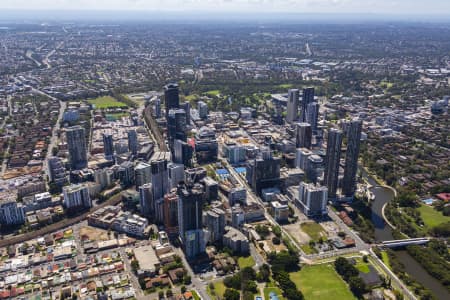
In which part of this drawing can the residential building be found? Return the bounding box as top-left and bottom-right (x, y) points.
(118, 161), (135, 188)
(66, 125), (87, 169)
(198, 101), (208, 119)
(205, 208), (226, 243)
(163, 190), (179, 235)
(223, 227), (249, 254)
(342, 119), (363, 198)
(135, 162), (152, 189)
(324, 129), (343, 200)
(63, 184), (92, 209)
(139, 183), (153, 218)
(306, 102), (320, 131)
(301, 87), (314, 122)
(164, 83), (180, 118)
(168, 162), (185, 189)
(0, 200), (25, 225)
(174, 139), (193, 167)
(151, 152), (170, 223)
(127, 129), (138, 155)
(102, 132), (114, 159)
(297, 182), (328, 217)
(246, 150), (280, 196)
(47, 156), (67, 186)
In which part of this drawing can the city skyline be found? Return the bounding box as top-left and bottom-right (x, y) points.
(0, 0), (450, 16)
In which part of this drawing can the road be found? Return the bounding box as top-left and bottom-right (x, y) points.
(173, 246), (210, 300)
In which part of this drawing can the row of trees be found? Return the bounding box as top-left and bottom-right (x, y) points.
(268, 251), (304, 300)
(334, 257), (368, 298)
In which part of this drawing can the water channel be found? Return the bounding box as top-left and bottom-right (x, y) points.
(365, 171), (449, 299)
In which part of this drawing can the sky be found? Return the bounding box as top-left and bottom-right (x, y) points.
(1, 0), (450, 15)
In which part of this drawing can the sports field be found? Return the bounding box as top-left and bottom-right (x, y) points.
(417, 204), (449, 228)
(290, 264), (356, 300)
(88, 96), (128, 109)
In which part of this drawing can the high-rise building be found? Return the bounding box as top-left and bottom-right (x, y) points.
(205, 208), (226, 243)
(177, 183), (205, 259)
(127, 129), (138, 155)
(174, 139), (193, 167)
(47, 156), (67, 187)
(246, 151), (281, 196)
(307, 154), (324, 184)
(286, 89), (299, 123)
(306, 102), (320, 131)
(342, 119), (363, 197)
(297, 182), (328, 217)
(324, 129), (343, 200)
(167, 108), (187, 150)
(198, 101), (208, 119)
(66, 126), (87, 169)
(139, 183), (153, 218)
(102, 132), (114, 159)
(223, 143), (246, 164)
(181, 102), (191, 125)
(295, 148), (313, 171)
(154, 98), (162, 118)
(0, 200), (25, 225)
(295, 122), (312, 149)
(168, 162), (185, 189)
(135, 162), (152, 189)
(301, 87), (315, 122)
(94, 168), (114, 189)
(163, 189), (179, 235)
(151, 152), (171, 223)
(63, 184), (92, 209)
(118, 161), (135, 188)
(164, 83), (180, 118)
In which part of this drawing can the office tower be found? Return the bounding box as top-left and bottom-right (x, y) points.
(154, 98), (162, 118)
(135, 162), (152, 189)
(205, 208), (226, 243)
(127, 129), (138, 155)
(195, 127), (218, 164)
(163, 190), (179, 235)
(102, 132), (114, 159)
(0, 201), (25, 225)
(63, 184), (92, 209)
(286, 89), (299, 123)
(342, 119), (363, 197)
(167, 109), (187, 150)
(66, 125), (87, 169)
(198, 101), (208, 119)
(164, 83), (180, 118)
(151, 152), (171, 223)
(307, 154), (324, 184)
(223, 143), (246, 164)
(139, 183), (153, 218)
(168, 162), (185, 189)
(203, 177), (218, 202)
(295, 148), (313, 170)
(301, 87), (315, 122)
(297, 182), (328, 217)
(174, 139), (193, 167)
(47, 156), (67, 186)
(118, 161), (135, 188)
(324, 129), (343, 200)
(181, 102), (191, 125)
(177, 183), (205, 259)
(295, 122), (312, 149)
(306, 102), (320, 131)
(246, 152), (281, 196)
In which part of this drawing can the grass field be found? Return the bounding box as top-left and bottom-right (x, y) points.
(264, 287), (285, 300)
(205, 90), (221, 97)
(238, 256), (255, 269)
(355, 259), (370, 273)
(191, 290), (201, 300)
(300, 244), (318, 254)
(207, 281), (226, 299)
(300, 222), (326, 241)
(88, 96), (128, 109)
(381, 251), (391, 269)
(290, 264), (356, 300)
(418, 204), (450, 228)
(277, 84), (293, 89)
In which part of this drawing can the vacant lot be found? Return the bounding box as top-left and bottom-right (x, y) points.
(238, 256), (255, 269)
(300, 222), (327, 241)
(79, 226), (110, 241)
(88, 96), (127, 109)
(290, 264), (355, 300)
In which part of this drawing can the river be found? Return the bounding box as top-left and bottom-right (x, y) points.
(365, 171), (450, 299)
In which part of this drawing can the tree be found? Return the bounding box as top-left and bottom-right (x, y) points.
(180, 286), (187, 293)
(224, 289), (240, 300)
(166, 290), (173, 298)
(158, 291), (164, 299)
(130, 260), (140, 272)
(348, 276), (367, 297)
(183, 275), (192, 285)
(284, 288), (304, 300)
